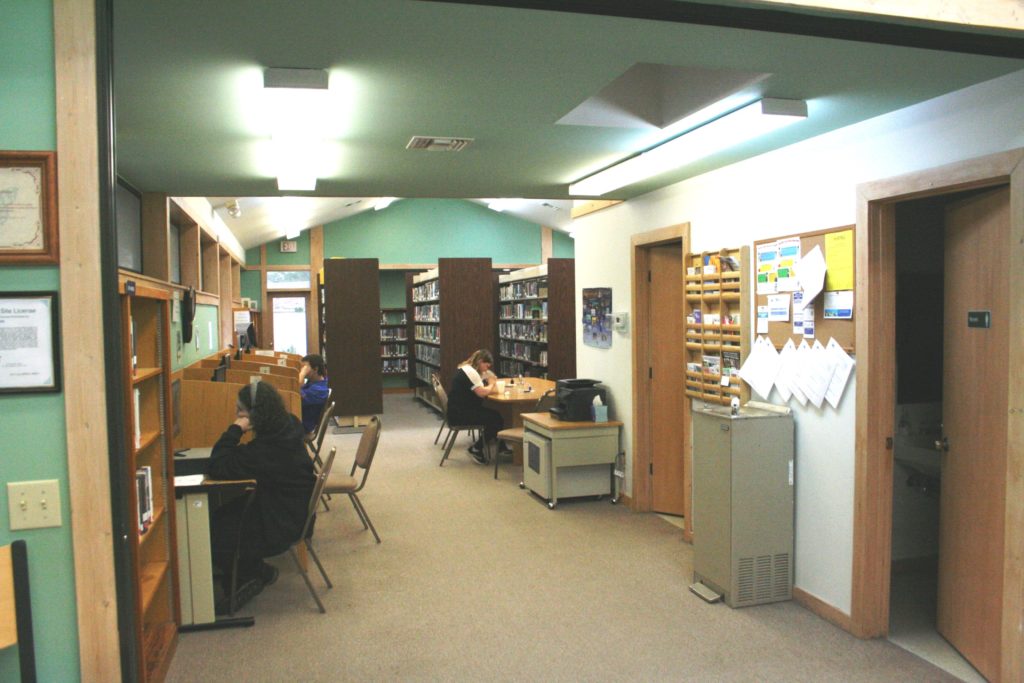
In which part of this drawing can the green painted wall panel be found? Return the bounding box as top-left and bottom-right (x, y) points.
(0, 5), (77, 681)
(241, 270), (261, 309)
(322, 199), (541, 264)
(552, 230), (575, 258)
(245, 246), (261, 265)
(379, 271), (407, 308)
(265, 230), (311, 265)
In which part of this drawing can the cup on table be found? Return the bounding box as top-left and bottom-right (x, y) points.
(496, 380), (505, 394)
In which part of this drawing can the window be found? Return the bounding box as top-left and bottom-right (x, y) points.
(266, 270), (311, 290)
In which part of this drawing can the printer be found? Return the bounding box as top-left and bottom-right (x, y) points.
(549, 378), (607, 422)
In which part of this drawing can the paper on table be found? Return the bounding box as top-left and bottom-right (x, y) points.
(773, 338), (797, 402)
(767, 294), (790, 322)
(796, 245), (826, 311)
(795, 339), (836, 409)
(174, 474), (204, 487)
(756, 305), (769, 334)
(824, 338), (855, 409)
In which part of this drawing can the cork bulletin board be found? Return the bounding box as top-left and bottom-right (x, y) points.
(753, 224), (855, 353)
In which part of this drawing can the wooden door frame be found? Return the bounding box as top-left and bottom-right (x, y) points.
(631, 223), (691, 538)
(266, 290), (314, 355)
(851, 148), (1024, 682)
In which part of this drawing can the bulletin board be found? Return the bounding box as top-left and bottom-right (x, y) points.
(753, 224), (855, 353)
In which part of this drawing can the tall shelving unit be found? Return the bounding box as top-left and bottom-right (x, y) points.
(380, 307), (409, 377)
(410, 258), (495, 409)
(684, 246), (751, 406)
(497, 258), (576, 379)
(320, 258), (383, 417)
(120, 279), (179, 683)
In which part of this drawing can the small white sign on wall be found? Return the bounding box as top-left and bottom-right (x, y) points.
(279, 240), (297, 253)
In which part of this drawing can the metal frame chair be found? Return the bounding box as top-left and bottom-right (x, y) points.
(323, 416), (383, 543)
(287, 446), (337, 613)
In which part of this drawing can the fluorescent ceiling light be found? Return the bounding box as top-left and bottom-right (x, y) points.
(569, 98), (807, 197)
(264, 68), (329, 191)
(374, 197), (399, 211)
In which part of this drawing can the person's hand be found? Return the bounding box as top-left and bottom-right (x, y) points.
(299, 363), (310, 383)
(234, 416), (252, 432)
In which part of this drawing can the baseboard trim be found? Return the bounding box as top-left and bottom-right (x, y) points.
(792, 587), (855, 635)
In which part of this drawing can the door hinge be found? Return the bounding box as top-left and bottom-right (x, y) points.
(649, 367), (653, 379)
(647, 271), (652, 282)
(649, 463), (653, 475)
(885, 436), (893, 450)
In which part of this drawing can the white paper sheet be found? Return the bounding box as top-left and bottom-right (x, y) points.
(756, 305), (769, 334)
(787, 340), (813, 406)
(795, 245), (826, 311)
(775, 237), (801, 292)
(738, 336), (781, 400)
(767, 294), (790, 322)
(756, 241), (779, 295)
(795, 339), (836, 408)
(824, 290), (854, 319)
(824, 338), (855, 409)
(174, 474), (205, 487)
(773, 338), (797, 402)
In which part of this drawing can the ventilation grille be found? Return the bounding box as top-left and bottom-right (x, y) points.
(736, 553), (792, 606)
(406, 136), (474, 152)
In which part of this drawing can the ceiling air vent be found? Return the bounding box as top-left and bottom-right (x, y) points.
(406, 136), (474, 152)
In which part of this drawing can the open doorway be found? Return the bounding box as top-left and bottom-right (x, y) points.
(268, 293), (309, 355)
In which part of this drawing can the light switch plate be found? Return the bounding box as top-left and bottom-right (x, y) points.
(7, 480), (62, 530)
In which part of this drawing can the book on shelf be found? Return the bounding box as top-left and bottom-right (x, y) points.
(130, 318), (137, 374)
(702, 354), (722, 376)
(722, 350), (741, 376)
(136, 465), (153, 534)
(133, 387), (142, 448)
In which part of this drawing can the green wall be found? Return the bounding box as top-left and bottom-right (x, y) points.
(323, 199), (543, 264)
(553, 229), (575, 258)
(170, 303), (222, 371)
(0, 3), (80, 681)
(379, 270), (407, 308)
(240, 270), (261, 310)
(265, 229), (311, 265)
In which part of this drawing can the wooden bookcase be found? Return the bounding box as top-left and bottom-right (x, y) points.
(380, 307), (409, 377)
(497, 258), (576, 380)
(684, 246), (751, 405)
(410, 258), (496, 409)
(320, 258), (383, 416)
(120, 279), (179, 683)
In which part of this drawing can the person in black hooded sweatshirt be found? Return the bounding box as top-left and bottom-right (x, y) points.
(207, 380), (315, 603)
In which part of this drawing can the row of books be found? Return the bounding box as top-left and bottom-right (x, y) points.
(382, 358), (408, 374)
(499, 280), (547, 301)
(499, 301), (546, 320)
(687, 310), (742, 325)
(411, 280), (440, 302)
(414, 325), (440, 343)
(380, 328), (408, 341)
(380, 312), (407, 325)
(499, 322), (547, 342)
(380, 343), (407, 358)
(414, 363), (433, 384)
(135, 466), (153, 535)
(414, 304), (439, 322)
(686, 350), (742, 377)
(499, 340), (548, 365)
(415, 343), (441, 366)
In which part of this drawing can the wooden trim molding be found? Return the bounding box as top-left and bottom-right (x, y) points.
(793, 587), (855, 633)
(541, 226), (553, 263)
(852, 148), (1024, 682)
(55, 0), (122, 679)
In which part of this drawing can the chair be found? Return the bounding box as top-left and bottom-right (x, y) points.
(437, 387), (492, 469)
(494, 388), (557, 479)
(287, 446), (337, 613)
(305, 400), (336, 471)
(430, 373), (450, 445)
(323, 416), (383, 543)
(1, 540), (36, 683)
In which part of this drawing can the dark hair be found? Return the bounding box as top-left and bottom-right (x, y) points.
(236, 381), (290, 436)
(302, 354), (327, 377)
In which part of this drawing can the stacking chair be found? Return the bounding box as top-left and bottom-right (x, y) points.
(430, 373), (450, 445)
(323, 416), (383, 543)
(494, 388), (558, 479)
(287, 446), (336, 613)
(305, 400), (336, 471)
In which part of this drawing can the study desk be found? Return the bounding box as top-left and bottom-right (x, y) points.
(484, 378), (556, 465)
(173, 447), (256, 631)
(520, 412), (622, 509)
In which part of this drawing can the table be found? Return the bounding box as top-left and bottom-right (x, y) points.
(173, 447), (256, 631)
(484, 377), (555, 465)
(520, 412), (623, 509)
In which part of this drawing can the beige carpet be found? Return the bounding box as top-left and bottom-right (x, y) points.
(167, 394), (958, 682)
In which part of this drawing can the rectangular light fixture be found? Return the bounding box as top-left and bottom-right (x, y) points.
(264, 68), (329, 191)
(569, 98), (807, 197)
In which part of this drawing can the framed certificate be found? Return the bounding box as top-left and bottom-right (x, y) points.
(0, 292), (62, 394)
(0, 151), (59, 264)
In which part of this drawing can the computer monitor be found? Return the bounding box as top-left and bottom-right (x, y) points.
(245, 322), (258, 350)
(220, 353), (230, 369)
(210, 365), (227, 382)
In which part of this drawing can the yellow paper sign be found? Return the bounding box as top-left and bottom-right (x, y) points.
(824, 230), (854, 291)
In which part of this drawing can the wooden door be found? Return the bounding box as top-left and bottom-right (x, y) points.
(937, 186), (1009, 681)
(649, 244), (686, 515)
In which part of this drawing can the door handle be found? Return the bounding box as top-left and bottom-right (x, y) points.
(934, 436), (949, 452)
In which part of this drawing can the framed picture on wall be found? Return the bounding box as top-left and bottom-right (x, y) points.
(0, 150), (59, 264)
(0, 291), (62, 394)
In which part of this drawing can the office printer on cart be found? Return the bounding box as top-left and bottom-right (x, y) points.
(549, 379), (606, 421)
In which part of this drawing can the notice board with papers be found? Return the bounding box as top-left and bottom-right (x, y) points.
(753, 225), (856, 353)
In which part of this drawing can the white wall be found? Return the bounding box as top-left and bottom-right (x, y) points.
(572, 68), (1024, 614)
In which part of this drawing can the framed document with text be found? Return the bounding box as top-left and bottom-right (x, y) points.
(0, 292), (62, 394)
(0, 151), (59, 264)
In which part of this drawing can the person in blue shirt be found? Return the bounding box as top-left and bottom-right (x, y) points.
(299, 353), (330, 434)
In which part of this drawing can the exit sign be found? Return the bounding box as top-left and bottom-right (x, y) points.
(279, 240), (297, 253)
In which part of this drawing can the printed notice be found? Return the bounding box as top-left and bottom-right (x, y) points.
(825, 230), (854, 291)
(756, 241), (779, 295)
(756, 305), (769, 334)
(767, 294), (790, 322)
(824, 290), (854, 319)
(775, 237), (801, 292)
(0, 295), (56, 390)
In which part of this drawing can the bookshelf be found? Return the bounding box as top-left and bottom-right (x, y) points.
(497, 258), (576, 380)
(380, 307), (409, 377)
(410, 258), (496, 409)
(320, 258), (383, 416)
(120, 279), (179, 683)
(684, 246), (751, 406)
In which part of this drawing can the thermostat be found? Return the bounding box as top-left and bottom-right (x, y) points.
(612, 312), (629, 332)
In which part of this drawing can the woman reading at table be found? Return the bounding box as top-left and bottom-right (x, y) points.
(447, 349), (508, 464)
(207, 380), (315, 609)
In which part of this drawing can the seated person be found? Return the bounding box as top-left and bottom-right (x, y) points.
(447, 349), (507, 464)
(207, 381), (315, 609)
(298, 353), (330, 435)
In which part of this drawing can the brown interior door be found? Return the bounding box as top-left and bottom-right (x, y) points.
(937, 186), (1009, 682)
(649, 243), (686, 515)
